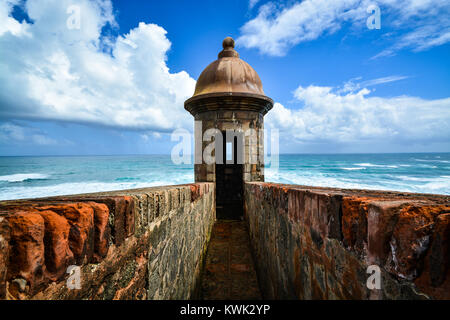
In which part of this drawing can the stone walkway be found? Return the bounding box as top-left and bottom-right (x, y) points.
(201, 220), (262, 300)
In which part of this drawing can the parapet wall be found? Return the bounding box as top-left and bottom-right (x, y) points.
(0, 183), (215, 300)
(244, 182), (449, 300)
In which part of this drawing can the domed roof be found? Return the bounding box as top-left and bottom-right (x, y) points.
(192, 37), (266, 97)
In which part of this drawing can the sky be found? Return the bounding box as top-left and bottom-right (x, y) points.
(0, 0), (449, 156)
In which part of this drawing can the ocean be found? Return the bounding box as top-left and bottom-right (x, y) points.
(0, 153), (449, 200)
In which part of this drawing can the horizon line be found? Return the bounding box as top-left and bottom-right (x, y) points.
(0, 151), (449, 157)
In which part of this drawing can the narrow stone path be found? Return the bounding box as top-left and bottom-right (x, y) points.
(201, 220), (261, 300)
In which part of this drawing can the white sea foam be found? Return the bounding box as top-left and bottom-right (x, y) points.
(354, 163), (398, 168)
(418, 164), (438, 169)
(265, 169), (450, 195)
(0, 174), (194, 201)
(342, 167), (365, 171)
(0, 173), (49, 182)
(415, 159), (450, 163)
(266, 170), (376, 191)
(396, 176), (431, 182)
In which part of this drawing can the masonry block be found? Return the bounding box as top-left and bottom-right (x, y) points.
(341, 197), (370, 256)
(6, 211), (46, 296)
(37, 203), (95, 265)
(37, 210), (74, 280)
(366, 200), (409, 266)
(244, 182), (450, 300)
(87, 202), (110, 262)
(413, 212), (450, 299)
(385, 205), (448, 281)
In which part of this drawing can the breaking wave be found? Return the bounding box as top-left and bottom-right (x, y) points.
(0, 173), (50, 182)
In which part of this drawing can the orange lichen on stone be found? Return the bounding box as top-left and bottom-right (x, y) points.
(36, 203), (95, 264)
(37, 210), (73, 280)
(6, 211), (46, 294)
(0, 184), (216, 300)
(414, 212), (450, 299)
(387, 205), (449, 281)
(86, 202), (110, 262)
(341, 197), (372, 251)
(366, 200), (414, 267)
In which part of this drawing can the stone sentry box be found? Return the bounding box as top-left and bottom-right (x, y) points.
(185, 37), (273, 219)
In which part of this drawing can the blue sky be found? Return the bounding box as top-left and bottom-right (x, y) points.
(0, 0), (449, 155)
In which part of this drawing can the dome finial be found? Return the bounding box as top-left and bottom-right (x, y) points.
(223, 37), (235, 49)
(219, 36), (239, 58)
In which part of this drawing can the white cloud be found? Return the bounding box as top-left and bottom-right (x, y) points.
(361, 75), (409, 87)
(337, 75), (409, 93)
(0, 0), (196, 132)
(0, 122), (61, 145)
(0, 0), (30, 36)
(249, 0), (260, 10)
(237, 0), (450, 57)
(266, 82), (450, 147)
(0, 123), (26, 141)
(30, 134), (58, 145)
(373, 24), (450, 59)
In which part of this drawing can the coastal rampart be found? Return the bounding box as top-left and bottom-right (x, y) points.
(0, 183), (215, 300)
(1, 180), (449, 300)
(244, 182), (450, 300)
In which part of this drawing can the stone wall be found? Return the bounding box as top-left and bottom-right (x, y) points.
(0, 183), (215, 300)
(244, 182), (450, 300)
(193, 108), (265, 183)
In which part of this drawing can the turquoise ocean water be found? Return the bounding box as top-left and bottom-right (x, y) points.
(0, 153), (449, 200)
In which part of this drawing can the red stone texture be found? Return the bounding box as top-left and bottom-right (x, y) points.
(341, 196), (371, 254)
(366, 201), (409, 266)
(87, 202), (110, 262)
(0, 183), (215, 300)
(38, 210), (74, 280)
(0, 201), (109, 297)
(36, 203), (95, 264)
(6, 211), (46, 295)
(414, 212), (450, 299)
(76, 196), (133, 246)
(0, 181), (447, 300)
(382, 204), (450, 298)
(245, 182), (450, 300)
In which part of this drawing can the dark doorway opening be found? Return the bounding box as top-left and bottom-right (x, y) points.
(215, 132), (243, 220)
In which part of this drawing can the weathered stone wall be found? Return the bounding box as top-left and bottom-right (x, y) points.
(0, 183), (215, 300)
(194, 108), (265, 183)
(244, 182), (449, 300)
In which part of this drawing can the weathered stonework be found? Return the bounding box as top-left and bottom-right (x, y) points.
(244, 182), (450, 300)
(0, 183), (215, 300)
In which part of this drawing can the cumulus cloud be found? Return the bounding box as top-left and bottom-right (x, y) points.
(0, 0), (196, 132)
(265, 80), (450, 147)
(237, 0), (450, 57)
